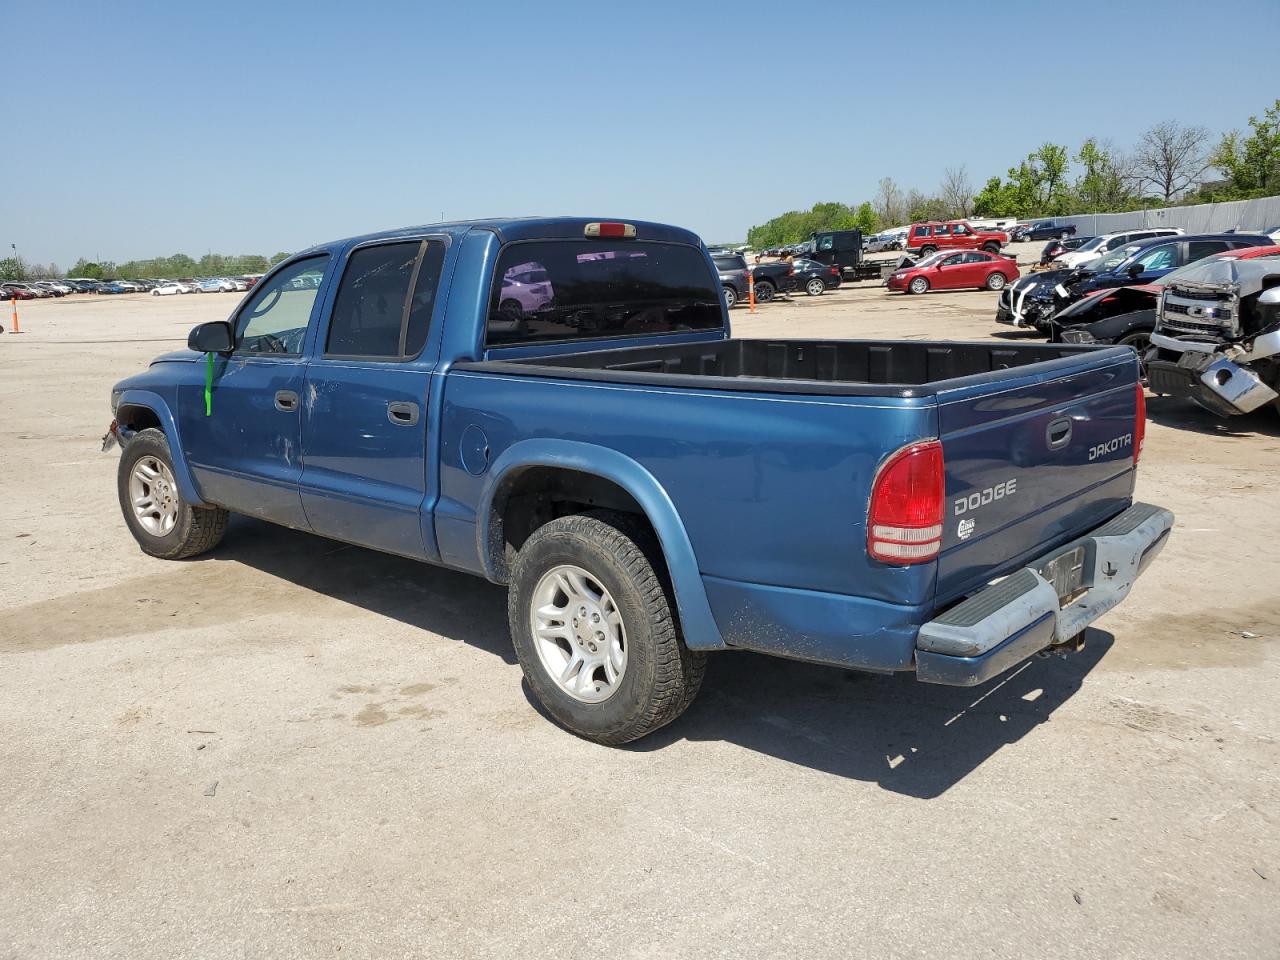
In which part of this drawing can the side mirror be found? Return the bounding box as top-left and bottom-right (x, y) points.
(188, 320), (234, 354)
(1127, 263), (1144, 278)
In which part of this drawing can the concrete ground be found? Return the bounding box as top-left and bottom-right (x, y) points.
(2, 245), (1277, 959)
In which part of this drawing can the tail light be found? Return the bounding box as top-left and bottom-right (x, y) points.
(1134, 382), (1146, 465)
(868, 441), (945, 564)
(787, 267), (795, 276)
(830, 266), (839, 275)
(584, 222), (636, 238)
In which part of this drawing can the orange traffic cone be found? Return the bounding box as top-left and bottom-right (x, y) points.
(9, 296), (21, 334)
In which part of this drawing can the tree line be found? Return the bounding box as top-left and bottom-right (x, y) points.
(748, 100), (1280, 248)
(1, 250), (293, 282)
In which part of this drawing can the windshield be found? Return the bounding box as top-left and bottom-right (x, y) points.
(907, 252), (947, 269)
(1074, 236), (1107, 254)
(1090, 244), (1144, 273)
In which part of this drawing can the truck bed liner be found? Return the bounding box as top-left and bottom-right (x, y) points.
(464, 338), (1124, 397)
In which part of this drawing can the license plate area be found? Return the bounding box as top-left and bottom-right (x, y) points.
(1037, 544), (1087, 607)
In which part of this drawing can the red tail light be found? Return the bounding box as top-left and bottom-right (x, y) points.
(830, 266), (839, 275)
(584, 222), (636, 238)
(1134, 383), (1146, 465)
(787, 267), (795, 276)
(868, 441), (945, 564)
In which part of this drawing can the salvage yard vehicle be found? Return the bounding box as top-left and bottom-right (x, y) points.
(905, 220), (1008, 256)
(105, 216), (1173, 745)
(1023, 220), (1077, 242)
(888, 249), (1019, 294)
(712, 253), (751, 308)
(1040, 235), (1093, 265)
(806, 230), (885, 282)
(1148, 251), (1280, 416)
(1054, 229), (1183, 270)
(747, 259), (796, 302)
(1050, 246), (1280, 367)
(998, 233), (1272, 331)
(791, 257), (842, 295)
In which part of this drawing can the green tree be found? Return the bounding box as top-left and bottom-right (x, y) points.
(853, 201), (879, 235)
(0, 256), (28, 281)
(1212, 99), (1280, 197)
(270, 251), (292, 266)
(1073, 138), (1138, 212)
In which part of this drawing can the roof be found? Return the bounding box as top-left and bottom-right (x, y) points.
(302, 217), (703, 256)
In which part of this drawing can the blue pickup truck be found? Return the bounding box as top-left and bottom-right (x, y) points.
(106, 217), (1173, 744)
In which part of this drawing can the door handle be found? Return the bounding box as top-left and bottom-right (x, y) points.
(1046, 417), (1072, 449)
(274, 390), (299, 412)
(387, 401), (420, 426)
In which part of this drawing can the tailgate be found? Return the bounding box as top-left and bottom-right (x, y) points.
(934, 350), (1139, 605)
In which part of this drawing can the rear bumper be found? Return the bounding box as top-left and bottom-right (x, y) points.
(915, 502), (1174, 687)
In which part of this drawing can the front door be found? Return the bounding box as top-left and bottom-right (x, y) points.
(299, 237), (449, 559)
(177, 255), (330, 529)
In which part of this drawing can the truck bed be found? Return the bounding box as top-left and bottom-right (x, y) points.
(462, 338), (1117, 396)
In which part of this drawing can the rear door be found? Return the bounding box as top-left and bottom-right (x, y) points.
(932, 349), (1140, 604)
(299, 237), (449, 559)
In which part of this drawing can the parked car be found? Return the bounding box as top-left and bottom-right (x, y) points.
(4, 282), (48, 298)
(1147, 250), (1280, 416)
(791, 258), (842, 295)
(1054, 229), (1184, 269)
(905, 221), (1008, 256)
(197, 279), (226, 293)
(747, 260), (796, 302)
(888, 249), (1020, 294)
(104, 215), (1173, 744)
(97, 281), (129, 295)
(1040, 236), (1093, 265)
(152, 282), (187, 297)
(1050, 246), (1280, 378)
(712, 253), (750, 309)
(1023, 220), (1077, 242)
(865, 232), (904, 253)
(1, 283), (38, 300)
(997, 233), (1268, 331)
(496, 263), (555, 316)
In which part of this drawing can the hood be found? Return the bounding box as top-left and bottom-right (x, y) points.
(1164, 256), (1280, 296)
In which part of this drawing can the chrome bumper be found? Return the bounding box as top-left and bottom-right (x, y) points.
(916, 503), (1174, 686)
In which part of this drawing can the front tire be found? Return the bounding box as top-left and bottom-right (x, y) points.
(805, 277), (825, 296)
(508, 511), (706, 745)
(909, 276), (930, 295)
(754, 279), (776, 303)
(117, 428), (228, 559)
(723, 285), (737, 309)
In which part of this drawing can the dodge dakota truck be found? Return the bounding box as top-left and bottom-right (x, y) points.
(105, 217), (1173, 745)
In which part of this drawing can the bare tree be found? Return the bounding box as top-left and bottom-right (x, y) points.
(1133, 121), (1212, 201)
(939, 165), (974, 218)
(874, 177), (905, 227)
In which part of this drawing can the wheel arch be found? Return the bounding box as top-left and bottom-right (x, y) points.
(477, 440), (725, 650)
(114, 390), (206, 505)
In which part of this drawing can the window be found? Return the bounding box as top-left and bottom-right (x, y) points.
(1187, 240), (1230, 262)
(816, 235), (834, 251)
(234, 256), (328, 355)
(485, 240), (723, 347)
(932, 224), (950, 236)
(913, 226), (928, 238)
(952, 224), (969, 235)
(325, 240), (446, 359)
(1135, 245), (1176, 271)
(940, 254), (964, 267)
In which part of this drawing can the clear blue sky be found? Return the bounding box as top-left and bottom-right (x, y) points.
(7, 0), (1279, 267)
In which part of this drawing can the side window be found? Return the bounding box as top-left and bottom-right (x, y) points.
(932, 224), (950, 236)
(1187, 240), (1230, 262)
(1135, 245), (1177, 271)
(952, 224), (969, 236)
(913, 226), (928, 238)
(325, 240), (446, 359)
(940, 254), (963, 266)
(234, 256), (328, 355)
(817, 235), (834, 251)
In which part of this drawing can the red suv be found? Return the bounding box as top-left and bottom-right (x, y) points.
(906, 221), (1007, 256)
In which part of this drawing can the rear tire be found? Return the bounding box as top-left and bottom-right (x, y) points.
(986, 272), (1008, 291)
(117, 428), (228, 560)
(754, 280), (776, 303)
(508, 511), (706, 745)
(919, 245), (937, 256)
(805, 277), (825, 296)
(982, 242), (1001, 254)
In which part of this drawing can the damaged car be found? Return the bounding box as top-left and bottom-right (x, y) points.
(1050, 247), (1280, 367)
(1147, 251), (1280, 417)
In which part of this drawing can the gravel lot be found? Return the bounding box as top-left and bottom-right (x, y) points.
(2, 244), (1277, 959)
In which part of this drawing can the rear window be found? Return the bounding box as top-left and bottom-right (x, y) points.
(486, 240), (723, 347)
(713, 255), (747, 271)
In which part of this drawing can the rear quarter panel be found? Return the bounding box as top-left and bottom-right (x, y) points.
(434, 371), (938, 608)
